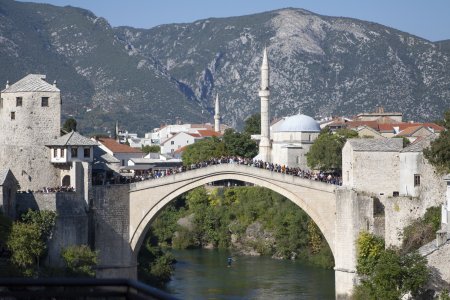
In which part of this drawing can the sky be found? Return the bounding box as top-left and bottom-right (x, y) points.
(22, 0), (450, 42)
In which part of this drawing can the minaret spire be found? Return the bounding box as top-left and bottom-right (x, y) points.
(258, 47), (271, 162)
(214, 93), (221, 132)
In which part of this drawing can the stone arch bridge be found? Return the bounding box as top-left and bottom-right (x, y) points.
(92, 163), (376, 299)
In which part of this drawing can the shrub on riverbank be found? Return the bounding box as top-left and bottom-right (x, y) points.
(354, 232), (429, 299)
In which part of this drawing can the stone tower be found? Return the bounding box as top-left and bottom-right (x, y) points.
(214, 93), (220, 132)
(0, 74), (60, 191)
(258, 47), (271, 162)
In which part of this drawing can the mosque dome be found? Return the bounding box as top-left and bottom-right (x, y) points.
(275, 114), (321, 132)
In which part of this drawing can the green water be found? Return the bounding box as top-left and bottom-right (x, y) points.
(165, 249), (335, 300)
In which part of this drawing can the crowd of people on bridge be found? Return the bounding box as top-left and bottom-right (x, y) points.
(123, 156), (342, 186)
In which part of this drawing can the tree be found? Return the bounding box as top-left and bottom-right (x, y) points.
(306, 128), (358, 172)
(244, 113), (261, 135)
(7, 222), (45, 276)
(141, 145), (160, 154)
(424, 109), (450, 173)
(181, 137), (227, 165)
(6, 210), (56, 276)
(21, 209), (57, 241)
(355, 232), (429, 299)
(61, 245), (98, 277)
(62, 117), (77, 133)
(223, 129), (258, 158)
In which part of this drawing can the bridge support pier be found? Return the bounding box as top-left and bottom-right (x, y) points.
(335, 268), (357, 299)
(334, 188), (375, 299)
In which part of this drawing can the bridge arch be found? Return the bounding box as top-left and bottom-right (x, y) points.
(128, 164), (337, 259)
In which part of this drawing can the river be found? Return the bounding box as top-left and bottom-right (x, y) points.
(164, 249), (335, 300)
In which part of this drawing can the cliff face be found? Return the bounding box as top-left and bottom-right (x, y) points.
(1, 1), (449, 133)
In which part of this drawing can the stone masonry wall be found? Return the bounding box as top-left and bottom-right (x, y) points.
(16, 192), (88, 266)
(0, 91), (61, 191)
(92, 185), (135, 279)
(384, 158), (446, 247)
(351, 151), (400, 197)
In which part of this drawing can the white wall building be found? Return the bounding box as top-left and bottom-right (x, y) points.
(95, 137), (143, 167)
(160, 132), (198, 155)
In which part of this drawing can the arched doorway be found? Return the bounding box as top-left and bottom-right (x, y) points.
(62, 175), (71, 187)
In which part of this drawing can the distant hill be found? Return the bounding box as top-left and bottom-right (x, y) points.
(1, 0), (449, 134)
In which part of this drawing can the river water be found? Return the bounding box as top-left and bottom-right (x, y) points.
(164, 249), (335, 300)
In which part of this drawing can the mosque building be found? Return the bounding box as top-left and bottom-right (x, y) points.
(253, 48), (321, 170)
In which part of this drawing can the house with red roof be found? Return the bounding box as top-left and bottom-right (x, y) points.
(94, 137), (143, 167)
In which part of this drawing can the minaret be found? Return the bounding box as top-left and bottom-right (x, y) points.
(214, 93), (221, 132)
(258, 47), (271, 162)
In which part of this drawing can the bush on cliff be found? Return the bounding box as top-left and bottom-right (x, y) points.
(402, 206), (441, 253)
(354, 232), (429, 300)
(61, 245), (98, 277)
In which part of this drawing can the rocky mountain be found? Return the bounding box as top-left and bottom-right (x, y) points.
(1, 1), (449, 134)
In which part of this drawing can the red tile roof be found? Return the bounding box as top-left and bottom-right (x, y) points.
(174, 145), (189, 154)
(197, 130), (222, 137)
(97, 138), (143, 154)
(378, 122), (444, 133)
(395, 125), (425, 137)
(345, 121), (380, 130)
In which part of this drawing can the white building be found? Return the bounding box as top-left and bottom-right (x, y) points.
(160, 129), (222, 155)
(94, 137), (143, 167)
(399, 134), (437, 197)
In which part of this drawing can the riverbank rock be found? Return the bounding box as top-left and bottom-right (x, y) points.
(177, 213), (195, 231)
(232, 221), (276, 256)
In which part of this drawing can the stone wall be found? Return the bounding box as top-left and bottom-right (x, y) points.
(384, 158), (446, 247)
(343, 149), (400, 197)
(16, 192), (88, 266)
(426, 242), (450, 292)
(0, 90), (61, 191)
(92, 185), (136, 279)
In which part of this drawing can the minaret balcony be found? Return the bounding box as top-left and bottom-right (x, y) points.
(259, 90), (270, 97)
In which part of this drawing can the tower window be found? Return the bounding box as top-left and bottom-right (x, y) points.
(16, 97), (22, 107)
(414, 174), (420, 187)
(41, 97), (49, 107)
(71, 147), (78, 158)
(84, 147), (90, 158)
(10, 111), (15, 120)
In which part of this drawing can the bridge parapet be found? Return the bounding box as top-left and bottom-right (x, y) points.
(130, 163), (336, 194)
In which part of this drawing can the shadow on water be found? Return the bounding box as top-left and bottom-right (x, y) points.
(165, 249), (335, 300)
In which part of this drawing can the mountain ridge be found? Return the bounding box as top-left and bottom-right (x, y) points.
(0, 2), (448, 134)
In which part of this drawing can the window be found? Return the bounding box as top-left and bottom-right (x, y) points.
(121, 160), (125, 166)
(10, 111), (15, 120)
(171, 141), (175, 145)
(0, 98), (3, 109)
(84, 147), (90, 158)
(71, 147), (78, 158)
(16, 97), (22, 107)
(41, 97), (49, 107)
(54, 148), (58, 157)
(61, 149), (65, 158)
(414, 174), (420, 187)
